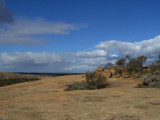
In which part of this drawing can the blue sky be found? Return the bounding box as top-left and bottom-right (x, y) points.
(0, 0), (160, 72)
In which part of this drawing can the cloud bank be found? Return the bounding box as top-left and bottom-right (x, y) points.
(73, 50), (107, 58)
(0, 35), (160, 72)
(0, 0), (14, 23)
(0, 52), (75, 72)
(0, 17), (82, 45)
(96, 35), (160, 58)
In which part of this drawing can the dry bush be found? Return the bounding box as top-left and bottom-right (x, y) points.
(138, 70), (160, 88)
(65, 72), (108, 91)
(86, 72), (108, 89)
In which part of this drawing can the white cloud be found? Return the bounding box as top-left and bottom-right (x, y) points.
(110, 54), (118, 58)
(73, 50), (107, 58)
(0, 35), (160, 72)
(1, 52), (65, 64)
(0, 52), (75, 72)
(70, 35), (160, 72)
(0, 17), (83, 45)
(96, 35), (160, 58)
(64, 57), (108, 72)
(0, 51), (108, 72)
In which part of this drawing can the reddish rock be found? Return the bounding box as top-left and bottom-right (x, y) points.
(122, 71), (130, 78)
(95, 67), (104, 72)
(115, 75), (121, 78)
(101, 71), (112, 78)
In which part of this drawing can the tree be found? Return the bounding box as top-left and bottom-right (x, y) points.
(126, 56), (147, 73)
(116, 58), (126, 66)
(156, 54), (160, 65)
(127, 58), (138, 73)
(105, 62), (113, 68)
(125, 55), (130, 60)
(136, 56), (147, 66)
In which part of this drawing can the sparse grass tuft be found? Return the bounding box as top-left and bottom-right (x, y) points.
(64, 81), (86, 91)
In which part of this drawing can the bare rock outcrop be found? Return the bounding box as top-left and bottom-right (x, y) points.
(94, 66), (131, 78)
(122, 71), (130, 78)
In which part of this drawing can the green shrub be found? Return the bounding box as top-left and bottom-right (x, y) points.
(65, 72), (108, 91)
(129, 70), (149, 79)
(116, 58), (126, 66)
(105, 62), (113, 68)
(85, 72), (108, 89)
(149, 81), (160, 88)
(141, 73), (152, 85)
(153, 70), (160, 75)
(156, 54), (160, 65)
(139, 71), (160, 88)
(149, 64), (158, 73)
(127, 56), (147, 74)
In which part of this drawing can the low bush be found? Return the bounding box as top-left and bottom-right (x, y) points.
(139, 70), (160, 88)
(153, 70), (160, 75)
(86, 72), (108, 89)
(65, 72), (108, 91)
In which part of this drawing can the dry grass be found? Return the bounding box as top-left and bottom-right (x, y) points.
(0, 74), (160, 120)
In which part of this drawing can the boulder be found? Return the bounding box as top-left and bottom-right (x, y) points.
(104, 67), (116, 77)
(110, 68), (116, 76)
(101, 71), (112, 78)
(122, 71), (130, 78)
(95, 67), (104, 72)
(115, 75), (121, 78)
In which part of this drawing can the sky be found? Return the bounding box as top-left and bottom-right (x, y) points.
(0, 0), (160, 73)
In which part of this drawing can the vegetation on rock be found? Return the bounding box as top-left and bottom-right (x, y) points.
(94, 54), (160, 88)
(116, 58), (126, 66)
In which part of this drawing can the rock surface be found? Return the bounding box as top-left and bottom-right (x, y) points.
(95, 65), (134, 79)
(122, 71), (130, 78)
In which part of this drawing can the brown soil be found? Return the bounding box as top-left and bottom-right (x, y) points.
(0, 75), (160, 120)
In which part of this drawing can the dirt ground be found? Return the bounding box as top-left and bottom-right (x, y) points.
(0, 75), (160, 120)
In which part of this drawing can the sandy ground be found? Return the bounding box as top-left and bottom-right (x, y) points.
(0, 75), (160, 120)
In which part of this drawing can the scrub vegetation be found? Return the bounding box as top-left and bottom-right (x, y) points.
(65, 54), (160, 91)
(0, 73), (40, 87)
(65, 72), (108, 91)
